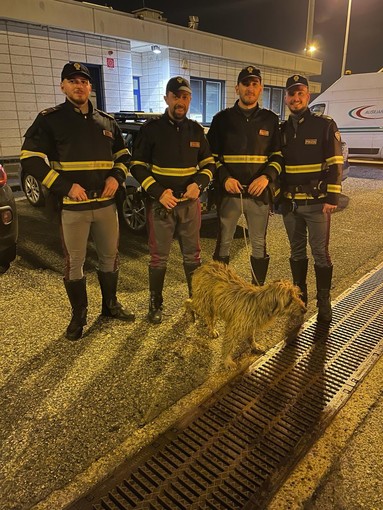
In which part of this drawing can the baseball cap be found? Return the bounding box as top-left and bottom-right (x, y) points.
(285, 74), (309, 90)
(237, 66), (262, 84)
(61, 62), (92, 82)
(166, 76), (192, 94)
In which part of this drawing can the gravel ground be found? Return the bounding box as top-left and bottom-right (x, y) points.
(2, 165), (383, 510)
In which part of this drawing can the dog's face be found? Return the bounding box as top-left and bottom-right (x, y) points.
(270, 281), (307, 317)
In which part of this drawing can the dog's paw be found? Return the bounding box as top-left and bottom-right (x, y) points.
(224, 356), (237, 370)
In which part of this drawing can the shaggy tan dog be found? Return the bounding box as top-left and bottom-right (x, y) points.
(185, 261), (306, 369)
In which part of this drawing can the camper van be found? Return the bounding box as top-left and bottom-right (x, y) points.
(310, 71), (383, 160)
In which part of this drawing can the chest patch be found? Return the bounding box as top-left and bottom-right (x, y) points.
(103, 130), (113, 139)
(259, 129), (269, 136)
(190, 141), (200, 148)
(305, 138), (317, 145)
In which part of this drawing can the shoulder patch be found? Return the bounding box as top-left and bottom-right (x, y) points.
(95, 109), (115, 120)
(40, 105), (62, 116)
(313, 112), (333, 122)
(335, 131), (342, 142)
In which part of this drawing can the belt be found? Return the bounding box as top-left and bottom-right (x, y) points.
(85, 189), (103, 199)
(286, 181), (326, 198)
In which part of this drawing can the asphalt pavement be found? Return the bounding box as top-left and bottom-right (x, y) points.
(1, 164), (383, 510)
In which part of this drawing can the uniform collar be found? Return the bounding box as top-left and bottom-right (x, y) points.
(288, 107), (310, 124)
(64, 98), (93, 115)
(164, 109), (187, 127)
(234, 100), (260, 117)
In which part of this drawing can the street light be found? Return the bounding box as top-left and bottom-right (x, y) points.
(305, 44), (317, 57)
(341, 0), (353, 76)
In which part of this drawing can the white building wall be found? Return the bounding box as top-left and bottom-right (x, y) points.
(165, 49), (321, 113)
(0, 0), (323, 157)
(0, 20), (134, 157)
(138, 49), (170, 113)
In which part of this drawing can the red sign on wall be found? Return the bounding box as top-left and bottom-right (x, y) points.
(106, 58), (115, 68)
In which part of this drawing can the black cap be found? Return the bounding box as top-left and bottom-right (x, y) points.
(237, 66), (262, 84)
(285, 74), (309, 90)
(61, 62), (92, 82)
(166, 76), (192, 94)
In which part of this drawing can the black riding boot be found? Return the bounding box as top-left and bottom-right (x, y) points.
(97, 270), (135, 321)
(290, 258), (309, 306)
(64, 277), (88, 340)
(183, 262), (201, 297)
(148, 267), (166, 324)
(250, 255), (270, 286)
(315, 264), (333, 323)
(213, 255), (230, 265)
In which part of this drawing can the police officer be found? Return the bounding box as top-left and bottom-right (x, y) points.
(280, 74), (343, 322)
(20, 62), (135, 341)
(130, 76), (215, 324)
(207, 66), (283, 285)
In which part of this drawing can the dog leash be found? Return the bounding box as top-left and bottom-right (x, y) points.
(239, 192), (260, 285)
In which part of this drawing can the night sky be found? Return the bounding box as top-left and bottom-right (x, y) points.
(79, 0), (383, 91)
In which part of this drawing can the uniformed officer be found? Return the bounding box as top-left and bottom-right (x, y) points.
(130, 76), (215, 324)
(280, 74), (343, 322)
(207, 66), (283, 285)
(20, 62), (135, 341)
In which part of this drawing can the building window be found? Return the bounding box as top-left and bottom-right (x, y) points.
(263, 86), (284, 118)
(190, 78), (225, 124)
(133, 76), (141, 111)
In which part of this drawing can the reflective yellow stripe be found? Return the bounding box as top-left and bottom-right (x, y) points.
(222, 155), (268, 163)
(198, 156), (215, 168)
(20, 150), (47, 160)
(130, 160), (150, 169)
(269, 162), (282, 174)
(63, 196), (112, 205)
(51, 161), (114, 171)
(113, 148), (129, 160)
(270, 151), (282, 157)
(142, 176), (155, 190)
(114, 162), (128, 176)
(200, 169), (213, 180)
(327, 184), (341, 193)
(326, 155), (344, 165)
(285, 163), (323, 173)
(152, 165), (196, 177)
(42, 169), (59, 188)
(216, 162), (223, 168)
(212, 152), (219, 158)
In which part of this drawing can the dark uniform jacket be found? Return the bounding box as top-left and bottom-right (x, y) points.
(280, 109), (343, 205)
(20, 100), (130, 211)
(130, 111), (215, 200)
(207, 101), (283, 202)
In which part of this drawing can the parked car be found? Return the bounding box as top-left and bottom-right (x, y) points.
(0, 165), (18, 273)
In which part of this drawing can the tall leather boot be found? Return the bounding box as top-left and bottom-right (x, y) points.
(148, 266), (166, 324)
(97, 270), (135, 321)
(250, 255), (270, 286)
(290, 258), (309, 306)
(213, 255), (230, 265)
(64, 277), (88, 340)
(183, 262), (201, 297)
(314, 264), (333, 323)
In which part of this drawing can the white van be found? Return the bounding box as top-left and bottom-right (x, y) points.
(310, 71), (383, 160)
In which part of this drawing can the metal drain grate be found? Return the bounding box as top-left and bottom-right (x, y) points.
(73, 265), (383, 510)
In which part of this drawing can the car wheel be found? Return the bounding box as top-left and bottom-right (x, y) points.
(121, 188), (146, 233)
(23, 173), (45, 207)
